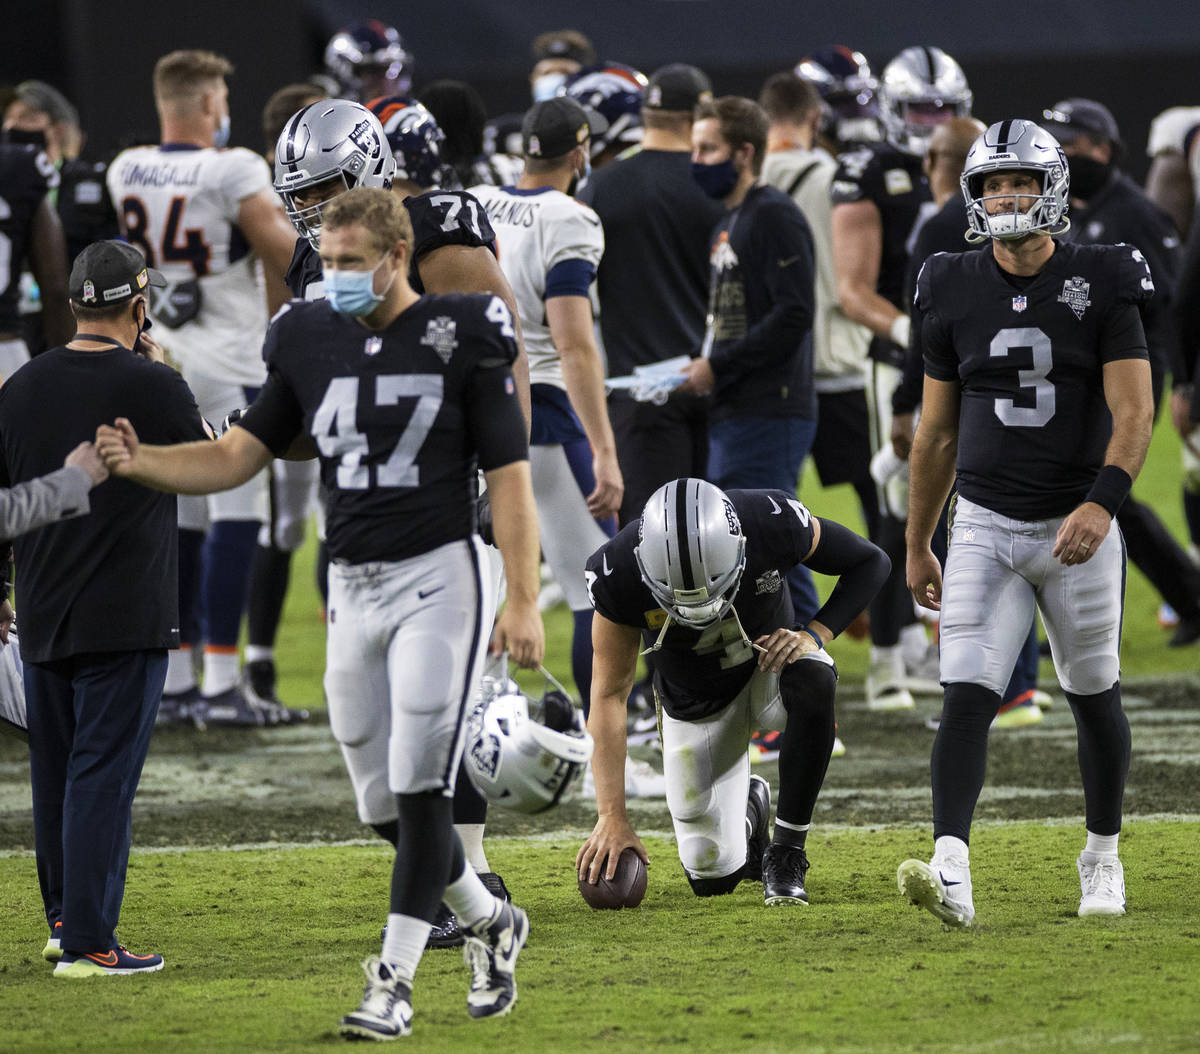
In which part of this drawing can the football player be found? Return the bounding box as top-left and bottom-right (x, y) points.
(898, 119), (1154, 926)
(1143, 104), (1200, 236)
(107, 51), (300, 727)
(577, 478), (889, 905)
(561, 62), (648, 167)
(323, 20), (414, 102)
(794, 45), (882, 155)
(96, 187), (542, 1039)
(831, 46), (972, 711)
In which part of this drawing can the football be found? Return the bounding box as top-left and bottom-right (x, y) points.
(578, 848), (647, 909)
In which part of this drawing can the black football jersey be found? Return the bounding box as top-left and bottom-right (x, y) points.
(284, 188), (497, 300)
(57, 158), (119, 264)
(238, 292), (526, 563)
(586, 489), (817, 720)
(916, 240), (1152, 520)
(0, 144), (56, 333)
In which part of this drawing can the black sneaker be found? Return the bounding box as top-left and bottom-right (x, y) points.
(242, 661), (310, 724)
(744, 775), (771, 882)
(157, 688), (200, 727)
(762, 842), (810, 906)
(191, 685), (268, 728)
(464, 902), (528, 1019)
(426, 902), (464, 949)
(338, 957), (413, 1040)
(480, 871), (510, 901)
(1168, 614), (1200, 648)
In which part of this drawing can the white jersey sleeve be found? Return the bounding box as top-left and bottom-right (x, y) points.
(106, 145), (274, 386)
(469, 184), (603, 389)
(1146, 106), (1200, 157)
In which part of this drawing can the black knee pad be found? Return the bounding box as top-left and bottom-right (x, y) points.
(685, 866), (745, 897)
(779, 655), (838, 716)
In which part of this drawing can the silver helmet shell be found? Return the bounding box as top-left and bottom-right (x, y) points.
(273, 99), (396, 248)
(635, 478), (747, 629)
(879, 46), (972, 156)
(463, 677), (592, 814)
(961, 119), (1070, 242)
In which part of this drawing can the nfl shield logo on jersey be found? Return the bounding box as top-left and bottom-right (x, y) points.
(1012, 295), (1027, 313)
(420, 316), (459, 364)
(364, 336), (383, 357)
(1057, 276), (1092, 320)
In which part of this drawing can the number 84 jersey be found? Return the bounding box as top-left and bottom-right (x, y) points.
(238, 292), (526, 564)
(916, 240), (1152, 521)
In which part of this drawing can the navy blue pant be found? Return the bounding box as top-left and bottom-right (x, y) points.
(25, 650), (165, 953)
(708, 414), (820, 622)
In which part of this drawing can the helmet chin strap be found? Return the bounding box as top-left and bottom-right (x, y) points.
(640, 601), (760, 657)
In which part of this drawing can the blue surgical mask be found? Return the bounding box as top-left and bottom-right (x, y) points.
(323, 255), (392, 317)
(213, 113), (231, 149)
(691, 159), (739, 200)
(532, 72), (567, 102)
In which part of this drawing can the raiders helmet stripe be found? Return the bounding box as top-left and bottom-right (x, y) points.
(996, 118), (1014, 147)
(281, 105), (311, 167)
(921, 46), (937, 84)
(674, 479), (697, 590)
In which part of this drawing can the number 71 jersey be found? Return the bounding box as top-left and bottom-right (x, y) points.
(916, 240), (1152, 521)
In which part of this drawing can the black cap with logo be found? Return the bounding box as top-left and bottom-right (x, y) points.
(644, 64), (713, 112)
(522, 97), (608, 159)
(1041, 98), (1123, 151)
(68, 240), (165, 307)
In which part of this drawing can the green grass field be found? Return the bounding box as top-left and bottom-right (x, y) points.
(0, 415), (1197, 1051)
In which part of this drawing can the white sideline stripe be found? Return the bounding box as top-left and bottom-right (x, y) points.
(2, 813), (1199, 859)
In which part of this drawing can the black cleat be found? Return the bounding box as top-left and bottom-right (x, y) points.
(762, 842), (810, 906)
(426, 903), (464, 949)
(743, 775), (771, 882)
(1168, 614), (1200, 647)
(479, 871), (510, 902)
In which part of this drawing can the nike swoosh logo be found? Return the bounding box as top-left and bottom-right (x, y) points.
(418, 586), (445, 600)
(778, 255), (800, 268)
(767, 495), (782, 515)
(939, 873), (962, 887)
(88, 950), (120, 966)
(603, 554), (613, 575)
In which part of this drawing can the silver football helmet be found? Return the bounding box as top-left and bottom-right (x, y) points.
(273, 99), (397, 248)
(635, 478), (747, 629)
(961, 119), (1070, 243)
(879, 46), (972, 156)
(463, 672), (592, 814)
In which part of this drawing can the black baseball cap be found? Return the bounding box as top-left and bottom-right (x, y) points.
(69, 240), (165, 306)
(1041, 98), (1123, 150)
(644, 64), (713, 112)
(522, 97), (608, 159)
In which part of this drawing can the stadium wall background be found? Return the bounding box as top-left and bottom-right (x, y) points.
(6, 0), (1198, 183)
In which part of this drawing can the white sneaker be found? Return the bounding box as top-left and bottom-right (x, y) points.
(897, 855), (975, 927)
(580, 756), (667, 799)
(867, 648), (915, 711)
(901, 643), (942, 695)
(1031, 689), (1054, 711)
(338, 957), (414, 1040)
(1077, 854), (1126, 917)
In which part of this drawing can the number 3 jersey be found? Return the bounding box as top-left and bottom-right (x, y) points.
(915, 240), (1152, 521)
(237, 292), (527, 563)
(106, 145), (273, 385)
(586, 489), (816, 719)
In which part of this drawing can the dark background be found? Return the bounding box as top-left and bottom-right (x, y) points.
(5, 0), (1198, 179)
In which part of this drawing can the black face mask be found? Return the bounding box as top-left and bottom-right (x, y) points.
(2, 127), (48, 151)
(1067, 155), (1111, 201)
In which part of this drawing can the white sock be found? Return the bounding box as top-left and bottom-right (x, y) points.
(1082, 831), (1119, 859)
(934, 835), (969, 863)
(380, 914), (430, 982)
(243, 645), (274, 664)
(164, 647), (196, 695)
(201, 649), (239, 697)
(442, 863), (500, 934)
(455, 823), (489, 873)
(899, 622), (929, 660)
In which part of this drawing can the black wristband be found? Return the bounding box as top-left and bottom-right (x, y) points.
(1084, 465), (1133, 517)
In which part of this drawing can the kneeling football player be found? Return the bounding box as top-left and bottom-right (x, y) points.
(577, 479), (889, 904)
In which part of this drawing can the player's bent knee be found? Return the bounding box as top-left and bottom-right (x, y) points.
(684, 866), (745, 897)
(779, 653), (838, 716)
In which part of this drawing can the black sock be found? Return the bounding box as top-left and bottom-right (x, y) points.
(1066, 683), (1130, 836)
(931, 681), (1003, 843)
(391, 792), (454, 921)
(774, 658), (837, 834)
(452, 758), (488, 824)
(771, 823), (807, 850)
(370, 819), (399, 846)
(246, 543), (292, 649)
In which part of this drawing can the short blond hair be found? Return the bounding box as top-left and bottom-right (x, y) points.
(154, 50), (233, 105)
(323, 186), (413, 257)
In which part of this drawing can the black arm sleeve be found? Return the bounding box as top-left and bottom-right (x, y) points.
(803, 518), (891, 638)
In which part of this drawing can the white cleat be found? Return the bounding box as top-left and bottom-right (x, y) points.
(1077, 855), (1126, 917)
(897, 856), (975, 927)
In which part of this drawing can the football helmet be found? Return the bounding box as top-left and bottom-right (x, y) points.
(324, 20), (413, 101)
(366, 95), (451, 189)
(274, 99), (396, 248)
(795, 46), (881, 146)
(635, 478), (747, 629)
(879, 46), (972, 156)
(961, 119), (1070, 242)
(561, 63), (649, 160)
(463, 673), (592, 814)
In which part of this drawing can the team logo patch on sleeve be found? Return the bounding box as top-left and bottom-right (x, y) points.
(755, 570), (782, 595)
(419, 317), (459, 363)
(1057, 277), (1092, 320)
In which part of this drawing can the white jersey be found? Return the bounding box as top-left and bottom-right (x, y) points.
(762, 146), (870, 391)
(106, 145), (273, 385)
(1146, 106), (1200, 197)
(469, 184), (603, 389)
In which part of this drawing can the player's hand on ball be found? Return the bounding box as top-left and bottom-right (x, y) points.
(577, 846), (648, 909)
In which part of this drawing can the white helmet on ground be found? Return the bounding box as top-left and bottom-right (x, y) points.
(463, 675), (592, 814)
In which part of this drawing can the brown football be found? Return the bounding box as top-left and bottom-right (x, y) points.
(578, 847), (648, 909)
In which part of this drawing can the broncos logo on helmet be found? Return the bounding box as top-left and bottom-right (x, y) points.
(366, 95), (453, 190)
(561, 63), (648, 162)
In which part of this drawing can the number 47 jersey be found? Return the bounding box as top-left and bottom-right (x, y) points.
(915, 240), (1152, 521)
(237, 292), (527, 565)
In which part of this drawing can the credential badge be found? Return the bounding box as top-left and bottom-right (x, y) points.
(1057, 276), (1092, 321)
(420, 316), (459, 364)
(1012, 295), (1027, 313)
(364, 335), (383, 357)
